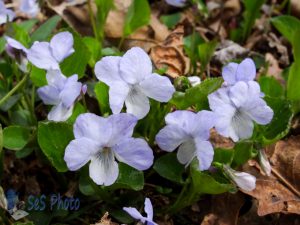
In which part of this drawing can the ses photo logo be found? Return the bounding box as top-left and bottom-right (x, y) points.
(1, 188), (80, 221)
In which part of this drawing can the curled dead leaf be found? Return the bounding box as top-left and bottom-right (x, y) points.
(150, 26), (190, 78)
(92, 212), (118, 225)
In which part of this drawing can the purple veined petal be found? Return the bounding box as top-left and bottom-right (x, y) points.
(155, 124), (189, 152)
(113, 138), (154, 171)
(125, 87), (150, 119)
(164, 110), (198, 134)
(47, 102), (73, 121)
(120, 47), (152, 84)
(37, 85), (60, 105)
(89, 150), (119, 186)
(46, 69), (66, 90)
(192, 110), (216, 139)
(244, 98), (274, 125)
(108, 80), (130, 114)
(177, 139), (196, 167)
(165, 0), (186, 7)
(94, 56), (123, 86)
(123, 207), (144, 222)
(73, 113), (112, 146)
(59, 74), (82, 108)
(139, 73), (175, 102)
(144, 198), (153, 221)
(194, 139), (214, 171)
(19, 0), (39, 17)
(106, 113), (138, 146)
(50, 31), (75, 62)
(236, 58), (256, 82)
(222, 62), (238, 85)
(27, 42), (59, 70)
(64, 137), (100, 171)
(208, 87), (232, 113)
(229, 81), (249, 108)
(229, 111), (254, 142)
(5, 36), (28, 53)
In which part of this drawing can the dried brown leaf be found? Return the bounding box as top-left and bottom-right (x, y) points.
(92, 212), (119, 225)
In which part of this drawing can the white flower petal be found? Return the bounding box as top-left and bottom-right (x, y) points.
(230, 111), (254, 141)
(229, 81), (249, 108)
(139, 73), (175, 102)
(89, 150), (119, 186)
(195, 139), (214, 171)
(50, 31), (75, 62)
(177, 139), (196, 166)
(46, 69), (66, 90)
(120, 47), (152, 84)
(59, 75), (82, 108)
(165, 110), (198, 134)
(47, 102), (73, 122)
(5, 36), (28, 53)
(125, 88), (150, 119)
(123, 207), (144, 222)
(37, 86), (60, 105)
(108, 81), (130, 114)
(188, 76), (201, 87)
(222, 62), (238, 85)
(144, 198), (153, 221)
(236, 58), (256, 82)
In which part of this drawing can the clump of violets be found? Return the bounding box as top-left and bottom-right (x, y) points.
(123, 198), (157, 225)
(208, 59), (274, 142)
(37, 70), (83, 121)
(95, 47), (175, 119)
(155, 110), (216, 171)
(64, 113), (154, 186)
(0, 1), (15, 25)
(19, 0), (40, 18)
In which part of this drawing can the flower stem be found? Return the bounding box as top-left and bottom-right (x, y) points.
(0, 73), (29, 106)
(87, 0), (100, 42)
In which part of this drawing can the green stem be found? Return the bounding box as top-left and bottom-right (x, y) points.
(0, 73), (29, 106)
(87, 0), (100, 42)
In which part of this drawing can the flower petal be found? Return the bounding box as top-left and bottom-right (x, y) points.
(89, 151), (119, 186)
(0, 7), (15, 25)
(94, 56), (123, 86)
(144, 198), (153, 221)
(236, 58), (256, 82)
(50, 31), (74, 62)
(195, 139), (214, 171)
(155, 124), (189, 152)
(5, 36), (28, 53)
(47, 102), (73, 122)
(165, 110), (198, 134)
(108, 81), (130, 114)
(188, 76), (201, 87)
(230, 111), (254, 141)
(107, 113), (137, 146)
(60, 75), (82, 108)
(208, 87), (232, 113)
(125, 88), (150, 119)
(139, 73), (175, 102)
(19, 0), (39, 17)
(123, 207), (144, 222)
(120, 47), (152, 84)
(246, 98), (273, 125)
(113, 138), (153, 170)
(229, 81), (248, 108)
(177, 139), (196, 166)
(27, 42), (59, 70)
(73, 113), (112, 145)
(64, 137), (100, 171)
(193, 110), (216, 139)
(166, 0), (186, 7)
(37, 85), (60, 105)
(46, 69), (66, 90)
(222, 62), (238, 85)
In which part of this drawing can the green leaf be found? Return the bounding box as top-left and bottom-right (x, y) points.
(94, 82), (111, 115)
(0, 125), (3, 154)
(123, 0), (151, 37)
(95, 0), (114, 41)
(3, 126), (31, 151)
(12, 23), (31, 47)
(18, 19), (39, 33)
(198, 39), (218, 71)
(82, 36), (101, 67)
(61, 32), (91, 78)
(260, 97), (292, 145)
(109, 163), (144, 191)
(67, 102), (86, 124)
(232, 142), (254, 167)
(153, 153), (185, 184)
(31, 15), (61, 42)
(160, 13), (181, 29)
(271, 15), (300, 43)
(30, 66), (47, 87)
(213, 148), (234, 164)
(37, 122), (74, 172)
(258, 76), (284, 98)
(169, 91), (190, 109)
(0, 37), (6, 54)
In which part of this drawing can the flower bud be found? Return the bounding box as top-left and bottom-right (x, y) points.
(258, 149), (271, 176)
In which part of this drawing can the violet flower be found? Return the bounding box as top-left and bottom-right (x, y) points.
(155, 110), (216, 171)
(37, 70), (82, 121)
(64, 113), (154, 186)
(5, 36), (28, 72)
(165, 0), (186, 7)
(123, 198), (157, 225)
(208, 81), (273, 142)
(0, 1), (15, 25)
(27, 31), (74, 70)
(95, 47), (175, 119)
(19, 0), (39, 18)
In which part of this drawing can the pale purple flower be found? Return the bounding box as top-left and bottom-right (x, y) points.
(95, 47), (175, 119)
(5, 36), (28, 72)
(37, 70), (82, 121)
(208, 81), (273, 142)
(165, 0), (186, 7)
(64, 113), (154, 186)
(155, 110), (216, 171)
(123, 198), (157, 225)
(223, 165), (256, 191)
(27, 31), (74, 70)
(0, 1), (15, 25)
(19, 0), (39, 17)
(188, 76), (201, 87)
(222, 58), (256, 86)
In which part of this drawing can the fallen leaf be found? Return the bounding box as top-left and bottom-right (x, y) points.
(150, 25), (190, 78)
(92, 212), (119, 225)
(264, 53), (285, 84)
(291, 0), (300, 18)
(210, 128), (234, 149)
